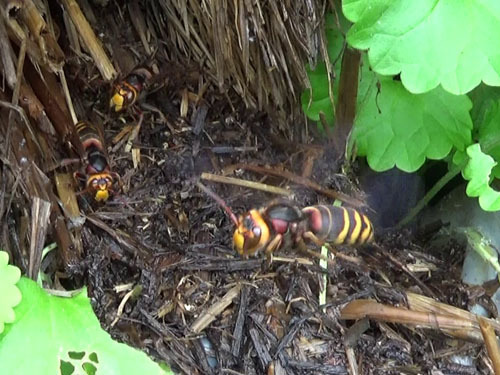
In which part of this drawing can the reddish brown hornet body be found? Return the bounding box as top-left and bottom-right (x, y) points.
(74, 121), (119, 202)
(233, 201), (374, 257)
(110, 67), (153, 112)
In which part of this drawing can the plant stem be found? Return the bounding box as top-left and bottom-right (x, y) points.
(397, 160), (465, 228)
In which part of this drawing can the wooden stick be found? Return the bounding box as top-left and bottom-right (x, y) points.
(201, 172), (292, 197)
(224, 163), (365, 207)
(59, 0), (116, 81)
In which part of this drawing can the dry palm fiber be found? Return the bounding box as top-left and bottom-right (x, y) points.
(147, 0), (331, 126)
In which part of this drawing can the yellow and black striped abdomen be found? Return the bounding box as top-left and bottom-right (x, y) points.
(75, 121), (104, 151)
(302, 205), (374, 246)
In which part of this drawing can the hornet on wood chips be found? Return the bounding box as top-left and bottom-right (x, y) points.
(74, 121), (120, 202)
(110, 67), (153, 112)
(197, 183), (374, 258)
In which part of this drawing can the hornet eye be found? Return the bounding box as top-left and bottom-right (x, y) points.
(243, 216), (253, 229)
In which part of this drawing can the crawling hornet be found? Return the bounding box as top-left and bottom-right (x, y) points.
(232, 200), (374, 257)
(74, 121), (119, 202)
(110, 67), (153, 112)
(196, 183), (374, 258)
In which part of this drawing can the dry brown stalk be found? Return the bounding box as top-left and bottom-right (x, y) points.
(59, 0), (117, 81)
(407, 292), (500, 332)
(28, 196), (51, 280)
(127, 1), (151, 55)
(341, 299), (484, 343)
(54, 173), (79, 219)
(0, 6), (16, 88)
(201, 172), (293, 197)
(152, 0), (329, 126)
(478, 317), (500, 374)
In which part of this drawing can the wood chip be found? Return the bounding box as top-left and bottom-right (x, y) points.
(190, 284), (241, 333)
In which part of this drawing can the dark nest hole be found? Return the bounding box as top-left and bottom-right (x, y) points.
(0, 1), (494, 374)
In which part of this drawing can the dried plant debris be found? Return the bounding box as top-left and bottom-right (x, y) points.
(0, 1), (497, 375)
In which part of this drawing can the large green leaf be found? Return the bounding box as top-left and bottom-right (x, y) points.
(355, 74), (473, 172)
(0, 278), (171, 375)
(0, 251), (21, 334)
(343, 0), (500, 95)
(302, 11), (473, 172)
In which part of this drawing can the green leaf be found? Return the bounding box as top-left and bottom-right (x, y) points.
(343, 0), (500, 95)
(302, 12), (473, 172)
(475, 98), (500, 178)
(462, 143), (500, 211)
(0, 251), (21, 334)
(468, 85), (500, 130)
(301, 63), (336, 125)
(0, 278), (172, 375)
(355, 74), (473, 172)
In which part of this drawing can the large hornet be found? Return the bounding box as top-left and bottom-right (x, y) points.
(74, 121), (120, 202)
(197, 183), (374, 258)
(110, 67), (153, 112)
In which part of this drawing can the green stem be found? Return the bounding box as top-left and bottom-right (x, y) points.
(397, 136), (500, 228)
(397, 160), (465, 228)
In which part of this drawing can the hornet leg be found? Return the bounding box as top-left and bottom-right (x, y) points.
(303, 231), (326, 246)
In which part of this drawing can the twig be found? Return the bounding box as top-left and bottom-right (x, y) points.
(59, 69), (77, 124)
(125, 113), (144, 153)
(111, 284), (143, 327)
(190, 284), (241, 333)
(201, 172), (292, 197)
(86, 214), (153, 260)
(372, 243), (436, 298)
(224, 163), (365, 207)
(271, 255), (314, 266)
